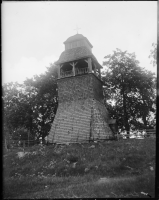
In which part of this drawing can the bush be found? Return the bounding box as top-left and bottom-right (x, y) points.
(12, 127), (34, 141)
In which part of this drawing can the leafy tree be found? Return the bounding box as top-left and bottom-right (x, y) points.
(3, 82), (24, 131)
(3, 63), (58, 142)
(3, 82), (38, 140)
(102, 49), (156, 135)
(149, 43), (157, 67)
(24, 63), (58, 141)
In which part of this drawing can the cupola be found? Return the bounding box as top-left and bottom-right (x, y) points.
(56, 33), (102, 80)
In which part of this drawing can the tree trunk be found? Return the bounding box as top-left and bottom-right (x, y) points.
(142, 100), (148, 129)
(123, 98), (130, 136)
(41, 112), (46, 144)
(142, 114), (147, 128)
(29, 109), (33, 135)
(121, 82), (130, 137)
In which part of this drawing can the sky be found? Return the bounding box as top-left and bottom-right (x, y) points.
(2, 1), (157, 85)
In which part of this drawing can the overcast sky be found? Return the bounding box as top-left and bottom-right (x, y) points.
(2, 1), (157, 84)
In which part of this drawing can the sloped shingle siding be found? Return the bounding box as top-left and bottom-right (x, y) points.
(48, 73), (113, 144)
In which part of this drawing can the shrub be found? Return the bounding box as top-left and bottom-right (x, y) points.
(12, 127), (34, 141)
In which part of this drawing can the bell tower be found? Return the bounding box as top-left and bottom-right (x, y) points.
(48, 33), (114, 144)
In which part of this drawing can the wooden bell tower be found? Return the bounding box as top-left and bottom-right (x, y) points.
(48, 33), (114, 144)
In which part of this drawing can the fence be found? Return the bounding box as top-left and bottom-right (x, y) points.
(116, 129), (156, 140)
(4, 139), (42, 150)
(3, 129), (156, 151)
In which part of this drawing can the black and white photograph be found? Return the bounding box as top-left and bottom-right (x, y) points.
(2, 1), (157, 198)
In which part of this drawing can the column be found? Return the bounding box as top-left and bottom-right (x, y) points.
(70, 62), (75, 76)
(57, 65), (60, 79)
(88, 58), (92, 73)
(98, 68), (101, 79)
(72, 63), (75, 76)
(70, 62), (77, 76)
(94, 63), (97, 75)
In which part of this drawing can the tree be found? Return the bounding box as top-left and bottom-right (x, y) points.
(149, 43), (157, 67)
(102, 49), (156, 135)
(24, 63), (58, 141)
(3, 63), (58, 142)
(2, 82), (38, 141)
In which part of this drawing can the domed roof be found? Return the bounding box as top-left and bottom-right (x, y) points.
(56, 33), (102, 68)
(64, 34), (84, 43)
(57, 46), (97, 64)
(64, 33), (93, 48)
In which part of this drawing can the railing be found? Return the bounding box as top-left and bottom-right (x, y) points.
(75, 67), (89, 75)
(117, 129), (156, 140)
(60, 68), (89, 78)
(61, 70), (73, 78)
(60, 67), (102, 79)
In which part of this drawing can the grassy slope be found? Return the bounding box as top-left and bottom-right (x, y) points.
(3, 138), (155, 198)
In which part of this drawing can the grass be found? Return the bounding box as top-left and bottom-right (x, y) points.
(3, 138), (156, 198)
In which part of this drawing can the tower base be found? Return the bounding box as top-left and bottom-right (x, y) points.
(48, 98), (114, 144)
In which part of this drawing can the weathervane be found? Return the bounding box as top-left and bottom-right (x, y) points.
(74, 25), (81, 34)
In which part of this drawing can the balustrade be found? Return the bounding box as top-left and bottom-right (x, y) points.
(60, 67), (100, 79)
(61, 70), (73, 78)
(75, 67), (89, 75)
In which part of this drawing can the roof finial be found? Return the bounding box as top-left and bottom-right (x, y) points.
(74, 25), (81, 34)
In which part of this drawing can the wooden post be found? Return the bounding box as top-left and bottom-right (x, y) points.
(94, 62), (97, 75)
(98, 68), (101, 78)
(72, 63), (75, 76)
(88, 58), (92, 72)
(57, 65), (61, 79)
(70, 62), (77, 76)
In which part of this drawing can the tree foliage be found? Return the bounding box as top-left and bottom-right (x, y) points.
(24, 63), (58, 140)
(149, 43), (157, 67)
(3, 63), (58, 141)
(102, 49), (156, 133)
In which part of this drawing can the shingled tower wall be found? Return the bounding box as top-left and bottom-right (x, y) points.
(48, 34), (114, 143)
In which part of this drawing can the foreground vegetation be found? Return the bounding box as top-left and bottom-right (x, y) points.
(3, 138), (155, 198)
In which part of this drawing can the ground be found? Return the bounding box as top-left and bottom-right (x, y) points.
(3, 138), (156, 198)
